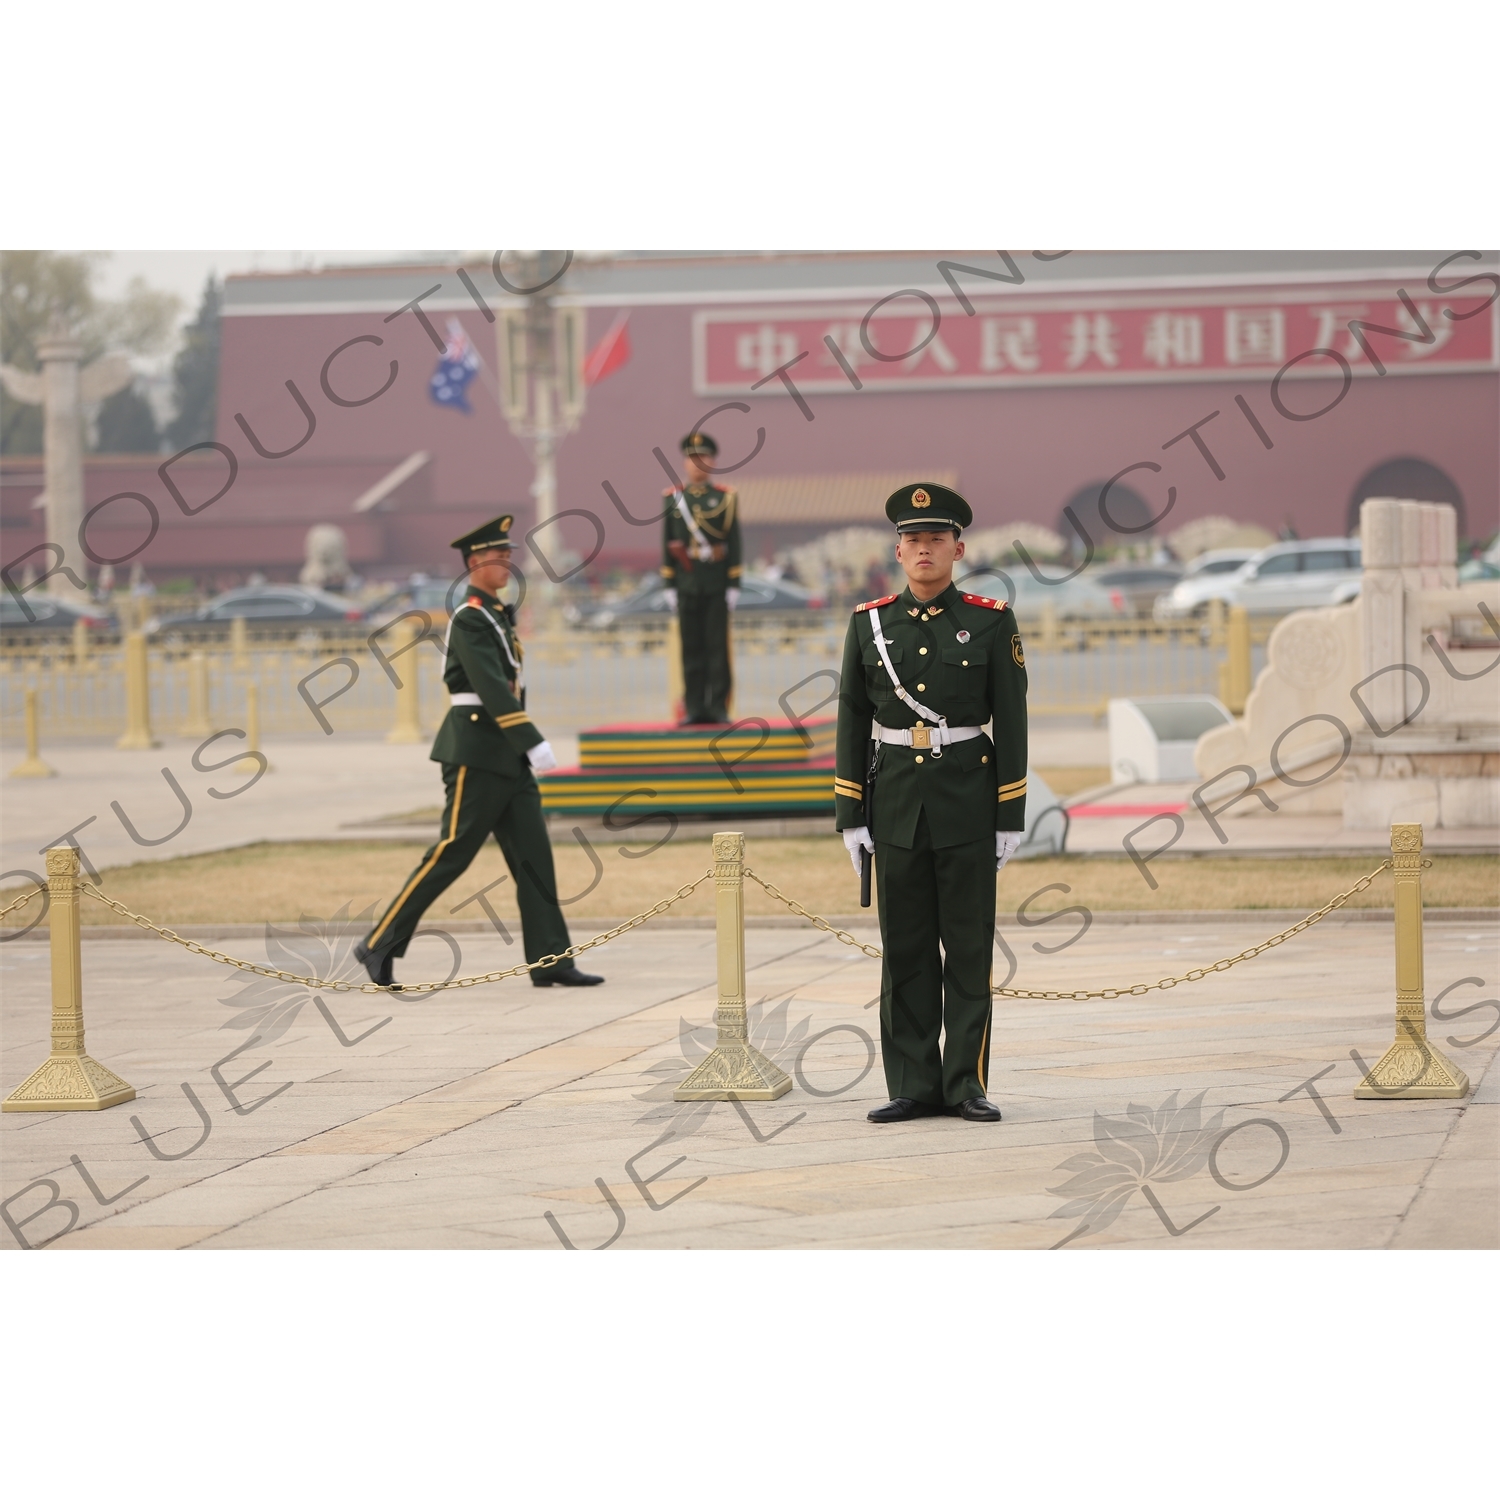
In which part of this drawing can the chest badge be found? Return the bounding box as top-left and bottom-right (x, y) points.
(956, 629), (971, 643)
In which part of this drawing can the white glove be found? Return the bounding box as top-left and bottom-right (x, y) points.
(996, 831), (1022, 870)
(527, 740), (558, 772)
(843, 825), (875, 875)
(725, 587), (740, 611)
(662, 587), (678, 611)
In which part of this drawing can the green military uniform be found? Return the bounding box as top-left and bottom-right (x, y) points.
(662, 431), (742, 724)
(834, 484), (1028, 1111)
(358, 515), (593, 987)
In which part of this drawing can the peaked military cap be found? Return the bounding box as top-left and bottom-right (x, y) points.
(886, 482), (973, 534)
(450, 514), (515, 556)
(681, 431), (718, 457)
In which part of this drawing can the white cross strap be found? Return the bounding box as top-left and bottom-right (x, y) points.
(868, 604), (951, 755)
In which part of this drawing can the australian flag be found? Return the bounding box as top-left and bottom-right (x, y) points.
(429, 318), (481, 413)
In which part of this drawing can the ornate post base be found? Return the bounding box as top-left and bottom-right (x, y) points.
(674, 832), (793, 1102)
(4, 1055), (135, 1112)
(1353, 1034), (1468, 1100)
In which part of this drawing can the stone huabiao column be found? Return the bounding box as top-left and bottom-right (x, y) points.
(0, 326), (131, 598)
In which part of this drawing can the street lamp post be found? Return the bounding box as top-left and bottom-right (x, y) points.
(495, 252), (586, 614)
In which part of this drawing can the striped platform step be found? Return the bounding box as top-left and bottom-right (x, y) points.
(539, 755), (836, 817)
(577, 718), (835, 769)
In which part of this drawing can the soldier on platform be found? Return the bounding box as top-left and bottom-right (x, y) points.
(661, 431), (742, 724)
(834, 484), (1027, 1123)
(354, 516), (604, 990)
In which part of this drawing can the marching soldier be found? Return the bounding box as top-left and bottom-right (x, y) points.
(834, 483), (1027, 1123)
(661, 431), (742, 724)
(354, 515), (604, 990)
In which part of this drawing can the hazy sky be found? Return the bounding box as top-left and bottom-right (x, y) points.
(95, 250), (445, 326)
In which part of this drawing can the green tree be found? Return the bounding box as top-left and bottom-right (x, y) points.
(165, 275), (221, 448)
(95, 382), (160, 452)
(0, 250), (180, 455)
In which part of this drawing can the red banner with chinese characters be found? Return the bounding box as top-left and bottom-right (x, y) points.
(693, 282), (1498, 394)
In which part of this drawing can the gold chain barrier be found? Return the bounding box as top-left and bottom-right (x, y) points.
(747, 859), (1402, 1001)
(76, 874), (714, 995)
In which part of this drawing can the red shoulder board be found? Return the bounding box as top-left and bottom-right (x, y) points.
(961, 593), (1008, 610)
(854, 594), (899, 613)
(467, 595), (483, 607)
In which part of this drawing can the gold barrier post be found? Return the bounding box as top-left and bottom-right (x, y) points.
(3, 848), (135, 1112)
(230, 614), (249, 668)
(386, 619), (425, 744)
(1206, 596), (1226, 649)
(116, 631), (159, 749)
(72, 616), (89, 667)
(1039, 600), (1059, 652)
(10, 688), (57, 778)
(666, 614), (686, 721)
(675, 832), (792, 1101)
(1354, 823), (1468, 1100)
(1219, 604), (1252, 713)
(236, 681), (270, 772)
(181, 650), (213, 736)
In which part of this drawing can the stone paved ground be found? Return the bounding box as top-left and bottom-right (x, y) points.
(3, 914), (1495, 1250)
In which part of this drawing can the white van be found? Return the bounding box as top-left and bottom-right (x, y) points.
(1225, 539), (1363, 614)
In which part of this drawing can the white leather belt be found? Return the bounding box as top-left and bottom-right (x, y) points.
(872, 724), (983, 750)
(450, 693), (483, 707)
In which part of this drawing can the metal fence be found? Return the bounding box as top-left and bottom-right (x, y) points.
(0, 614), (1263, 743)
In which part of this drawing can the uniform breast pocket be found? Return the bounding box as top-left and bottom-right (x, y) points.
(942, 646), (987, 703)
(863, 642), (903, 692)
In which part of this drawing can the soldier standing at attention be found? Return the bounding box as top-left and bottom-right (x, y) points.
(834, 484), (1027, 1123)
(660, 430), (742, 724)
(354, 515), (604, 990)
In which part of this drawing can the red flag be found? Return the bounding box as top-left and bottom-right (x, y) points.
(583, 313), (631, 385)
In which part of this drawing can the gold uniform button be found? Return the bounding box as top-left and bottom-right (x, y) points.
(917, 683), (925, 691)
(470, 713), (479, 721)
(919, 646), (928, 655)
(915, 755), (924, 764)
(982, 755), (988, 763)
(962, 660), (969, 666)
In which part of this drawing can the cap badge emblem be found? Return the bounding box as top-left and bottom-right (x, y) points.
(911, 487), (931, 508)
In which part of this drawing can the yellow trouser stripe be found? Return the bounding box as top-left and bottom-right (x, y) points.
(370, 765), (467, 945)
(998, 785), (1027, 803)
(996, 776), (1027, 794)
(978, 1012), (990, 1092)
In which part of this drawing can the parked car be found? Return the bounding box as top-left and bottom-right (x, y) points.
(571, 575), (825, 629)
(1153, 549), (1261, 620)
(147, 585), (368, 635)
(0, 593), (115, 634)
(366, 576), (473, 626)
(1223, 539), (1362, 614)
(1091, 562), (1184, 617)
(956, 566), (1128, 621)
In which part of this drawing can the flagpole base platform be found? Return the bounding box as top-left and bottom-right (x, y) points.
(3, 1054), (136, 1112)
(673, 1043), (792, 1102)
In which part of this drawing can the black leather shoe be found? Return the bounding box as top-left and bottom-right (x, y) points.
(867, 1097), (944, 1123)
(531, 967), (605, 988)
(954, 1096), (1002, 1122)
(352, 940), (400, 991)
